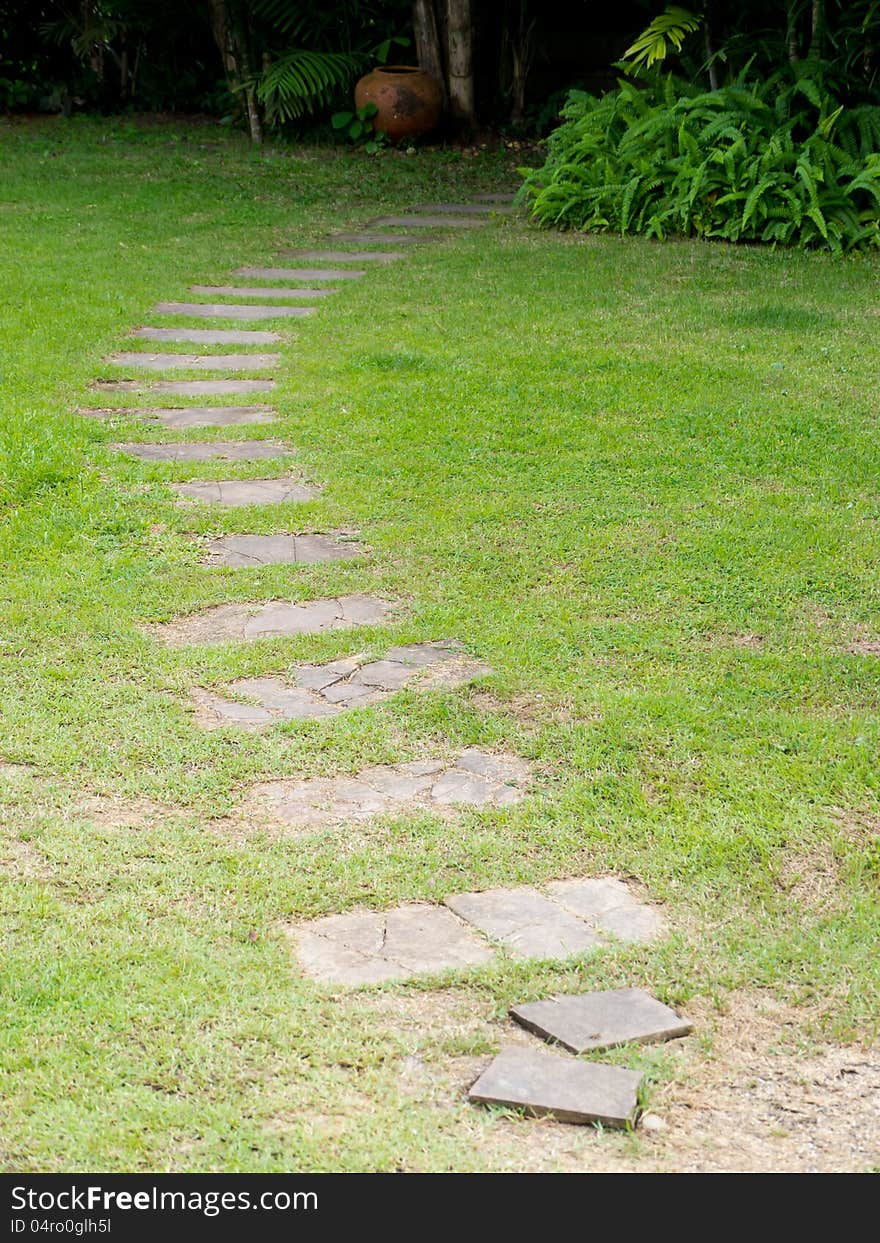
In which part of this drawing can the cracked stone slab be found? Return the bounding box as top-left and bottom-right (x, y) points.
(189, 285), (335, 299)
(235, 266), (364, 281)
(545, 877), (665, 943)
(171, 478), (319, 506)
(95, 379), (275, 395)
(331, 232), (428, 245)
(83, 406), (277, 429)
(201, 532), (362, 568)
(445, 888), (602, 961)
(277, 250), (406, 263)
(412, 203), (510, 214)
(289, 903), (494, 986)
(510, 989), (693, 1054)
(248, 748), (531, 830)
(111, 440), (290, 462)
(367, 215), (485, 228)
(151, 594), (392, 647)
(468, 1045), (642, 1128)
(154, 302), (316, 319)
(107, 351), (279, 371)
(191, 641), (489, 728)
(130, 327), (280, 345)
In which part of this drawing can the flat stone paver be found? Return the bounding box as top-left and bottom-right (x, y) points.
(131, 327), (280, 345)
(545, 876), (665, 943)
(190, 285), (335, 299)
(171, 478), (318, 506)
(192, 641), (490, 728)
(468, 1046), (642, 1128)
(85, 406), (277, 428)
(412, 203), (508, 214)
(277, 250), (406, 263)
(473, 192), (517, 203)
(96, 379), (276, 395)
(108, 352), (279, 371)
(154, 302), (316, 319)
(367, 215), (485, 228)
(510, 988), (693, 1054)
(445, 887), (602, 961)
(248, 748), (531, 830)
(111, 440), (290, 462)
(290, 903), (494, 986)
(151, 594), (392, 646)
(235, 266), (364, 281)
(332, 232), (428, 245)
(201, 531), (362, 568)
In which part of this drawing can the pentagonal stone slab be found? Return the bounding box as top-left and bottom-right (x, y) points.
(131, 327), (280, 345)
(248, 748), (530, 830)
(111, 440), (290, 462)
(367, 215), (485, 228)
(171, 478), (318, 506)
(191, 641), (490, 728)
(445, 888), (601, 961)
(412, 203), (509, 214)
(95, 379), (275, 395)
(108, 352), (279, 371)
(332, 232), (427, 245)
(546, 877), (665, 943)
(190, 285), (335, 299)
(85, 406), (277, 429)
(277, 250), (406, 262)
(151, 594), (392, 647)
(468, 1046), (642, 1128)
(154, 302), (316, 319)
(235, 266), (364, 281)
(510, 989), (693, 1054)
(201, 532), (362, 568)
(289, 903), (494, 986)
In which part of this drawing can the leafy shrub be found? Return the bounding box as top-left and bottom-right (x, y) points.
(522, 71), (880, 253)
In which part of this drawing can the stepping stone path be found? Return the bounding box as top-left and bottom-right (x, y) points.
(200, 531), (362, 568)
(247, 748), (531, 831)
(97, 378), (275, 395)
(86, 406), (277, 429)
(192, 641), (489, 729)
(279, 251), (406, 263)
(151, 594), (392, 647)
(467, 1046), (642, 1129)
(154, 302), (315, 319)
(131, 327), (280, 345)
(332, 232), (427, 245)
(111, 440), (290, 462)
(108, 352), (279, 372)
(510, 988), (693, 1054)
(473, 193), (516, 203)
(413, 203), (508, 215)
(235, 267), (364, 282)
(368, 215), (484, 229)
(171, 478), (318, 507)
(190, 285), (335, 299)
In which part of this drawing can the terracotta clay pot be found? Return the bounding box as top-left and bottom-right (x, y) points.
(354, 65), (443, 142)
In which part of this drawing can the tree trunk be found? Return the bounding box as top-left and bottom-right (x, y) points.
(207, 0), (262, 143)
(445, 0), (475, 128)
(787, 2), (801, 63)
(412, 0), (446, 103)
(808, 0), (824, 59)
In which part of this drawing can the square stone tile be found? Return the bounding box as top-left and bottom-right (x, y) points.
(468, 1045), (642, 1127)
(546, 877), (664, 943)
(510, 988), (693, 1054)
(201, 532), (362, 567)
(445, 887), (602, 961)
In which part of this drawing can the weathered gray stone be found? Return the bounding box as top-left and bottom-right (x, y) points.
(510, 989), (693, 1054)
(367, 215), (485, 228)
(154, 302), (316, 319)
(171, 478), (318, 507)
(412, 203), (508, 214)
(108, 352), (279, 371)
(277, 250), (406, 262)
(202, 532), (362, 567)
(290, 903), (494, 986)
(151, 594), (392, 646)
(130, 327), (280, 345)
(468, 1046), (642, 1128)
(248, 748), (530, 829)
(473, 193), (517, 203)
(85, 405), (277, 429)
(546, 877), (665, 944)
(445, 888), (602, 961)
(96, 379), (276, 394)
(111, 439), (290, 462)
(189, 285), (335, 299)
(235, 266), (364, 281)
(331, 232), (427, 245)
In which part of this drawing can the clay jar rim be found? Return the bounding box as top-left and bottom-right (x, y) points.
(370, 65), (424, 75)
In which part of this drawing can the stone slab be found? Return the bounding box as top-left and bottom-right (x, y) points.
(473, 193), (517, 203)
(290, 903), (494, 986)
(234, 267), (364, 281)
(95, 379), (275, 395)
(445, 887), (602, 961)
(249, 748), (530, 829)
(412, 203), (508, 214)
(201, 532), (362, 567)
(332, 232), (427, 245)
(111, 440), (290, 462)
(190, 285), (335, 299)
(85, 406), (277, 429)
(367, 215), (485, 228)
(131, 327), (280, 345)
(154, 302), (315, 319)
(171, 478), (318, 506)
(151, 594), (392, 647)
(108, 352), (279, 371)
(510, 989), (693, 1054)
(545, 877), (665, 943)
(277, 250), (406, 262)
(468, 1046), (642, 1128)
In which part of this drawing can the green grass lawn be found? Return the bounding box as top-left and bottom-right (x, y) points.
(1, 115), (878, 1172)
